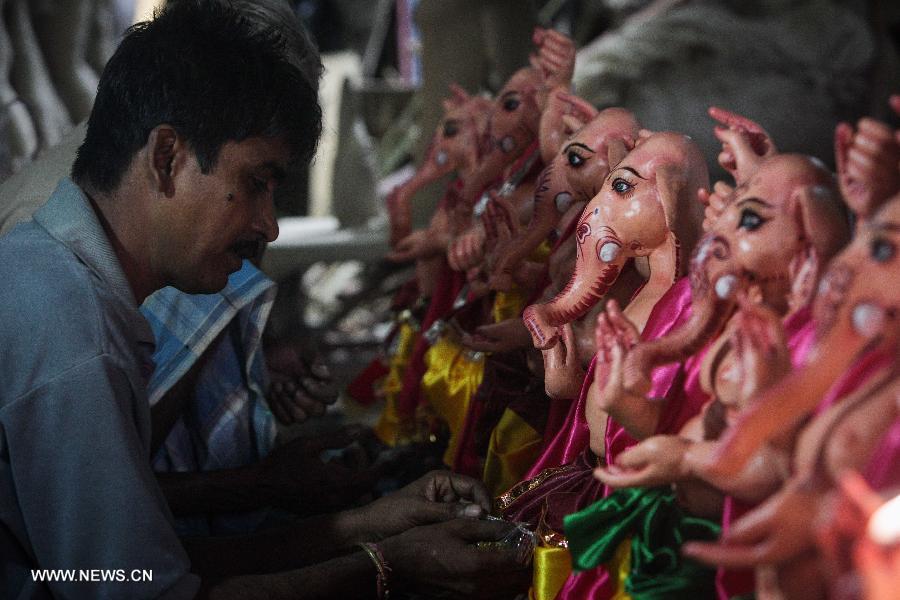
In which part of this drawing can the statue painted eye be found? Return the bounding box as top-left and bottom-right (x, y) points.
(870, 237), (896, 263)
(567, 150), (586, 168)
(611, 178), (633, 195)
(738, 208), (765, 231)
(443, 121), (459, 137)
(502, 97), (521, 111)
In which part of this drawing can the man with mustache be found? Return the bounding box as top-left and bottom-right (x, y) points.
(0, 2), (525, 598)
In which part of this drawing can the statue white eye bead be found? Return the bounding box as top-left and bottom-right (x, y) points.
(555, 192), (573, 213)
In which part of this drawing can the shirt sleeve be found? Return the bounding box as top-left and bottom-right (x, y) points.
(3, 354), (200, 599)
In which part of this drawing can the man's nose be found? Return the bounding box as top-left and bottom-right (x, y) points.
(254, 198), (279, 243)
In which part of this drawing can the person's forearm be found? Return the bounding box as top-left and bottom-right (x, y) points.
(201, 552), (377, 600)
(182, 507), (372, 577)
(157, 466), (274, 516)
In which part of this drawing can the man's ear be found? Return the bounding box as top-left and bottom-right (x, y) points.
(146, 124), (183, 198)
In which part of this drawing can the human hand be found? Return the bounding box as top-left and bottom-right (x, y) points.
(594, 434), (692, 488)
(260, 426), (380, 513)
(357, 470), (492, 540)
(541, 322), (586, 399)
(460, 318), (531, 353)
(266, 344), (339, 425)
(834, 116), (900, 221)
(709, 106), (776, 184)
(381, 518), (531, 599)
(682, 478), (822, 567)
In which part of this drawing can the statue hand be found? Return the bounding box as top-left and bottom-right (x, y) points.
(448, 227), (485, 272)
(531, 27), (576, 91)
(834, 117), (900, 220)
(682, 479), (821, 567)
(461, 318), (531, 354)
(697, 180), (734, 232)
(541, 322), (587, 399)
(709, 106), (775, 184)
(594, 435), (691, 488)
(388, 229), (439, 263)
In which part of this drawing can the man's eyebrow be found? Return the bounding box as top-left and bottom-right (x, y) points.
(564, 142), (596, 153)
(736, 196), (774, 209)
(257, 161), (287, 182)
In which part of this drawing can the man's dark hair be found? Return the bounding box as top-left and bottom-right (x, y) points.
(72, 0), (322, 193)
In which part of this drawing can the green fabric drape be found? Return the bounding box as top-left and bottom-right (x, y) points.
(564, 486), (721, 599)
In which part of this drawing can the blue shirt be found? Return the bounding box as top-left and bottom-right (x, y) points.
(0, 179), (199, 599)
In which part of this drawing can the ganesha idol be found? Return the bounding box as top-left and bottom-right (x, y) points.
(559, 152), (851, 599)
(487, 88), (639, 294)
(496, 131), (707, 597)
(680, 196), (900, 599)
(383, 59), (555, 462)
(465, 98), (644, 497)
(370, 87), (492, 446)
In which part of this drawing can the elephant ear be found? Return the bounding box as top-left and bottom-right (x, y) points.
(562, 114), (587, 136)
(792, 184), (851, 265)
(606, 138), (629, 168)
(788, 184), (852, 313)
(656, 164), (698, 277)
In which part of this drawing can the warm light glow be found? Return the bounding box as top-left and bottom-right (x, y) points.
(868, 493), (900, 545)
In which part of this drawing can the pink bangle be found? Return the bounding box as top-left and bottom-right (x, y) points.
(358, 542), (391, 599)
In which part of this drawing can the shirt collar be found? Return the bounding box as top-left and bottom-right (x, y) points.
(33, 178), (155, 345)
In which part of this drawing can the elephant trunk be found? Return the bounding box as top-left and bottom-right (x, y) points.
(523, 222), (628, 349)
(388, 157), (453, 247)
(623, 234), (739, 395)
(711, 262), (899, 473)
(490, 162), (572, 291)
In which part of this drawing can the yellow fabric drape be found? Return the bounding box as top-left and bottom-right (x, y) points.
(374, 321), (418, 445)
(528, 537), (631, 600)
(610, 537), (633, 600)
(530, 546), (572, 600)
(483, 408), (543, 497)
(421, 336), (485, 465)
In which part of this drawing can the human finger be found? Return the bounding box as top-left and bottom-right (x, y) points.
(423, 471), (493, 512)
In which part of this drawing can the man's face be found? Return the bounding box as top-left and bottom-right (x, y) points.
(159, 136), (288, 293)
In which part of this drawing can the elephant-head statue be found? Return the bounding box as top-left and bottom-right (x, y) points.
(522, 131), (708, 349)
(708, 195), (899, 476)
(623, 153), (851, 397)
(490, 92), (640, 292)
(387, 85), (491, 246)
